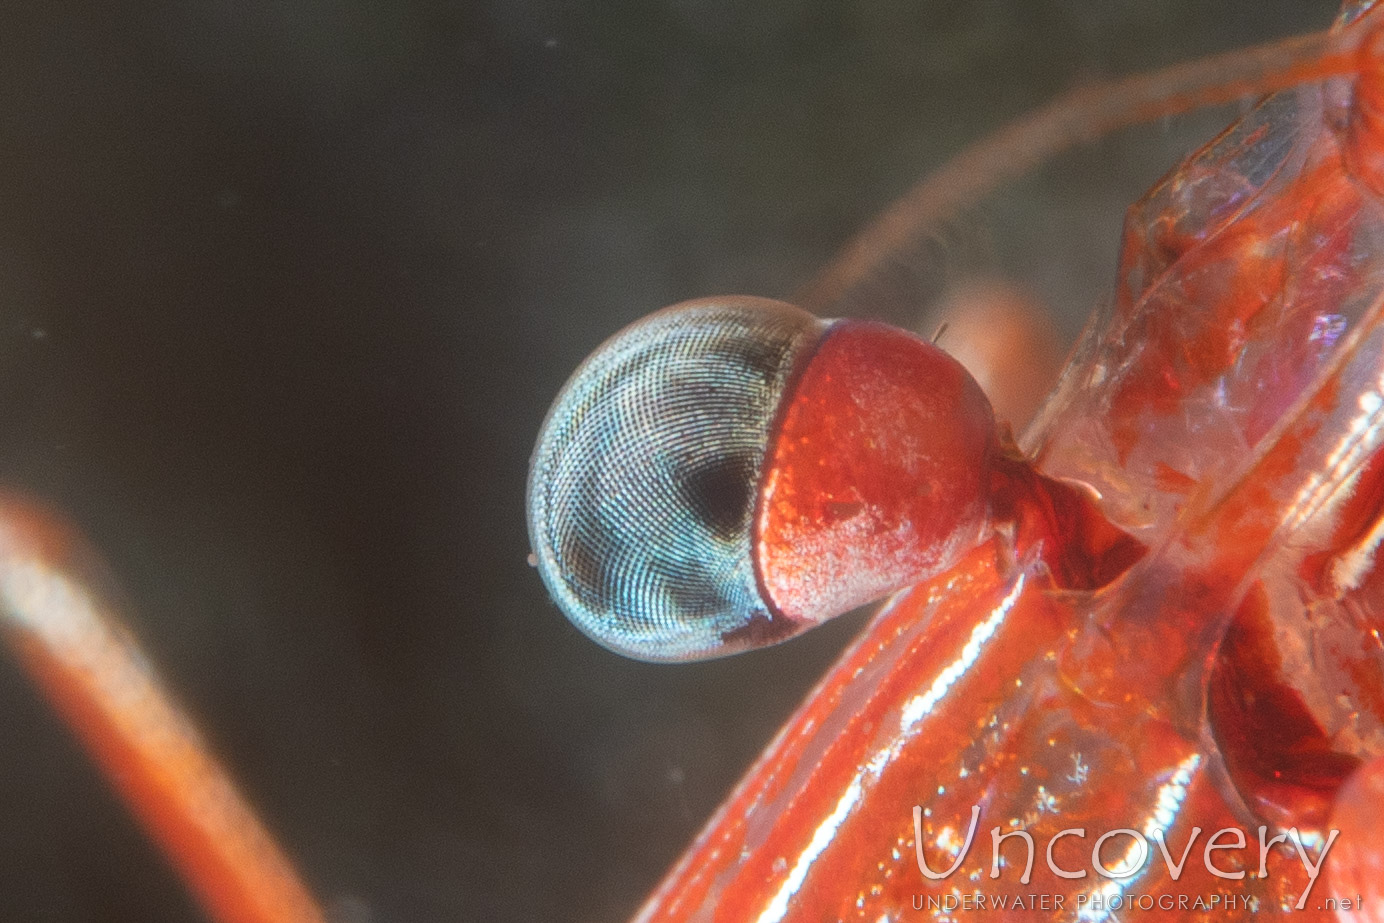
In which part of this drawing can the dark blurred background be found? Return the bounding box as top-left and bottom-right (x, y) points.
(0, 2), (1335, 921)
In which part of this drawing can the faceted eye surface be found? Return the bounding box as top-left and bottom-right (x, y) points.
(527, 297), (822, 661)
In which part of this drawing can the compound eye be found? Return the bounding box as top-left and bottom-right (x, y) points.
(527, 297), (823, 662)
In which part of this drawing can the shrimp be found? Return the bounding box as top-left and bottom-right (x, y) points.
(2, 5), (1377, 923)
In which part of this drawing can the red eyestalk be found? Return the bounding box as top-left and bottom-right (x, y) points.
(754, 321), (996, 626)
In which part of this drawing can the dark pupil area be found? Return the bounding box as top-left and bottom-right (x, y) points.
(680, 453), (755, 542)
(715, 334), (787, 385)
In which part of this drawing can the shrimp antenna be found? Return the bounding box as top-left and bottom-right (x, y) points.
(0, 497), (326, 923)
(800, 23), (1360, 317)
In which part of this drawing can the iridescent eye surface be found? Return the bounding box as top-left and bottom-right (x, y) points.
(527, 297), (823, 662)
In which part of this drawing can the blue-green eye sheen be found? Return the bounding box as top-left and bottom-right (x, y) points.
(527, 297), (821, 662)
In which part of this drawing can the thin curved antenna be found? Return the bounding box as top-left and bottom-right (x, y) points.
(799, 26), (1360, 317)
